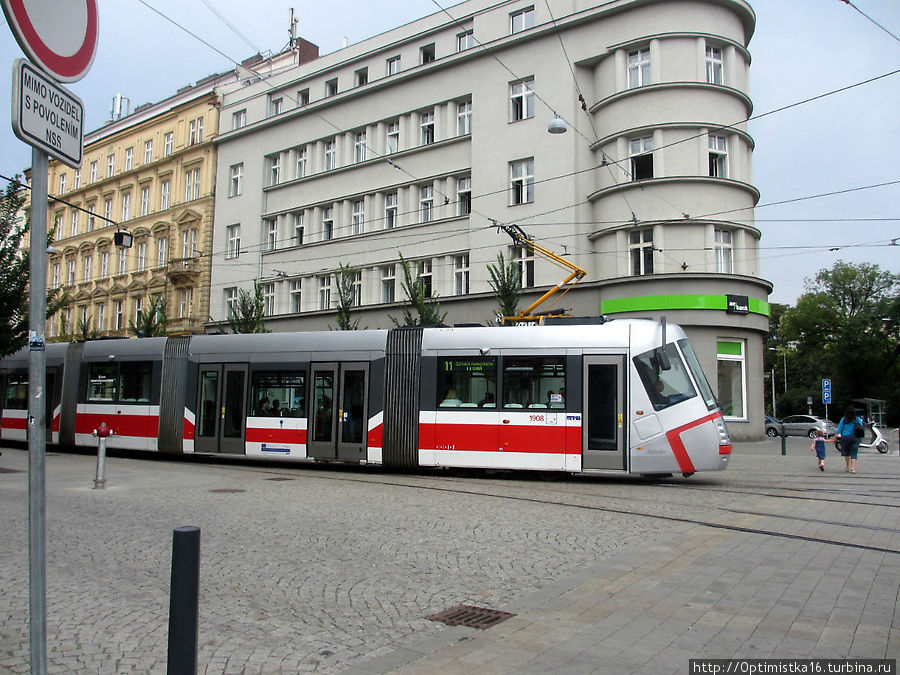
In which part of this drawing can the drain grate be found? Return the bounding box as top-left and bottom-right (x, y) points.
(0, 467), (24, 474)
(208, 488), (246, 494)
(426, 604), (515, 630)
(265, 477), (294, 482)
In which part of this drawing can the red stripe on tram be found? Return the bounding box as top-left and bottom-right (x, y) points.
(664, 412), (722, 473)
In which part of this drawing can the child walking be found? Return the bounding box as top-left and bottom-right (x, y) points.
(811, 429), (826, 472)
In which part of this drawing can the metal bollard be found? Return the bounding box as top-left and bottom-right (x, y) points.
(168, 526), (201, 675)
(780, 423), (786, 456)
(92, 422), (112, 489)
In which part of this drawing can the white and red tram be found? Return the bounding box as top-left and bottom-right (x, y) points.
(0, 320), (731, 476)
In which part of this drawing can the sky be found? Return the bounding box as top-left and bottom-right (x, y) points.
(1, 0), (897, 306)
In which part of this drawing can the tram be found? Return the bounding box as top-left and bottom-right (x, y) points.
(0, 320), (731, 476)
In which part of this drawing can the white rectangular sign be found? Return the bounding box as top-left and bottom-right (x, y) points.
(11, 59), (84, 168)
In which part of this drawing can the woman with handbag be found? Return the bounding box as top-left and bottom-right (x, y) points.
(835, 404), (864, 473)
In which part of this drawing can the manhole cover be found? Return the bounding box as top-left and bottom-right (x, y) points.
(208, 488), (246, 494)
(0, 467), (24, 474)
(426, 604), (515, 630)
(265, 477), (294, 482)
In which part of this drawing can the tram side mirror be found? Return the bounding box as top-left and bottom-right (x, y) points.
(655, 346), (671, 371)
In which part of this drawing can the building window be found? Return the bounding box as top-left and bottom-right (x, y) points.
(182, 228), (198, 258)
(51, 263), (60, 288)
(354, 131), (367, 163)
(296, 147), (307, 178)
(143, 140), (153, 164)
(629, 136), (654, 180)
(292, 212), (304, 246)
(104, 199), (113, 223)
(417, 259), (433, 298)
(83, 255), (92, 283)
(420, 43), (436, 64)
(184, 168), (200, 201)
(324, 140), (336, 171)
(386, 121), (399, 154)
(179, 289), (193, 318)
(322, 207), (334, 240)
(225, 287), (237, 320)
(714, 228), (734, 274)
(386, 55), (401, 75)
(106, 154), (115, 178)
(229, 163), (243, 196)
(355, 68), (368, 87)
(706, 46), (724, 85)
(457, 30), (474, 51)
(140, 186), (150, 216)
(510, 7), (534, 33)
(454, 253), (470, 295)
(627, 47), (650, 88)
(510, 78), (534, 121)
(324, 78), (338, 97)
(265, 218), (278, 252)
(87, 205), (95, 232)
(58, 173), (66, 193)
(74, 169), (81, 189)
(629, 229), (654, 275)
(164, 132), (173, 157)
(457, 177), (472, 216)
(289, 279), (302, 313)
(262, 283), (275, 316)
(160, 180), (170, 210)
(381, 264), (396, 303)
(226, 224), (241, 259)
(67, 259), (76, 285)
(457, 100), (472, 135)
(232, 109), (246, 130)
(318, 275), (331, 310)
(709, 135), (727, 178)
(97, 303), (105, 331)
(420, 111), (435, 145)
(267, 154), (281, 186)
(419, 185), (434, 222)
(350, 270), (362, 307)
(121, 192), (131, 221)
(385, 192), (398, 229)
(351, 200), (365, 235)
(157, 237), (168, 268)
(512, 245), (534, 288)
(510, 158), (534, 205)
(100, 252), (108, 278)
(125, 147), (134, 171)
(71, 211), (78, 237)
(115, 300), (123, 329)
(297, 88), (309, 106)
(137, 241), (147, 272)
(269, 96), (283, 116)
(717, 340), (745, 419)
(89, 161), (97, 183)
(118, 249), (127, 275)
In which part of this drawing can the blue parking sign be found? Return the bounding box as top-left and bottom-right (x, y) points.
(823, 391), (832, 404)
(822, 378), (831, 391)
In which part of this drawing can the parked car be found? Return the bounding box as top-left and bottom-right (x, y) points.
(765, 414), (779, 426)
(765, 414), (837, 439)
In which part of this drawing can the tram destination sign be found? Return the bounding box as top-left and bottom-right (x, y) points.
(11, 59), (84, 167)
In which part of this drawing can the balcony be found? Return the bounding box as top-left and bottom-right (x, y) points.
(166, 257), (201, 284)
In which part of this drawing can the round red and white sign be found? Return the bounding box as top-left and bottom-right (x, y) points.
(2, 0), (98, 83)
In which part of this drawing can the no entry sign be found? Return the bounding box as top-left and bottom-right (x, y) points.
(2, 0), (99, 83)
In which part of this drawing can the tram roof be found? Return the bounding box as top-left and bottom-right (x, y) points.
(188, 330), (390, 362)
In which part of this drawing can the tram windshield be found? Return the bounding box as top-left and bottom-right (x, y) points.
(633, 343), (697, 411)
(677, 339), (718, 410)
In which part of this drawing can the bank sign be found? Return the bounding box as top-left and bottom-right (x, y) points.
(11, 59), (84, 167)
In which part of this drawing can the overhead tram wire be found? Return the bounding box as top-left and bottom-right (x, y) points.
(840, 0), (900, 45)
(198, 0), (261, 54)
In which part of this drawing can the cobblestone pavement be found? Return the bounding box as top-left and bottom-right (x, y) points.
(0, 437), (898, 674)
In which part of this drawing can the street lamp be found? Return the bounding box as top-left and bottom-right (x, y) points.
(769, 347), (787, 393)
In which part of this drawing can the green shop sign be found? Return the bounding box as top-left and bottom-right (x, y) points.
(601, 294), (770, 316)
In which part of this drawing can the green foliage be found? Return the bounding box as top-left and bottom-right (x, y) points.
(0, 177), (68, 356)
(77, 314), (98, 342)
(227, 281), (270, 334)
(129, 295), (168, 338)
(389, 253), (446, 327)
(487, 251), (521, 323)
(767, 262), (900, 424)
(333, 263), (360, 330)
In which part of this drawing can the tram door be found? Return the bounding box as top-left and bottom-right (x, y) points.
(195, 364), (248, 454)
(582, 355), (625, 470)
(307, 362), (368, 462)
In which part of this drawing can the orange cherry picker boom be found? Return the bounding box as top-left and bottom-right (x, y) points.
(495, 222), (587, 325)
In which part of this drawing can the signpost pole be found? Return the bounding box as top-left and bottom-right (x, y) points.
(28, 146), (48, 674)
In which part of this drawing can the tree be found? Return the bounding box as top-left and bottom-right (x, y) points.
(0, 177), (68, 356)
(227, 281), (270, 334)
(333, 263), (360, 330)
(777, 262), (900, 424)
(487, 251), (521, 323)
(129, 295), (168, 338)
(389, 253), (446, 327)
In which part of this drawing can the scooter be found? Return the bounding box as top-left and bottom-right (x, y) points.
(860, 423), (890, 454)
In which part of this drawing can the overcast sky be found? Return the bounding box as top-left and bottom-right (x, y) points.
(1, 0), (897, 305)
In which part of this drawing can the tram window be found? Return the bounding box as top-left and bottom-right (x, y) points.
(251, 371), (305, 417)
(119, 362), (152, 403)
(633, 344), (697, 411)
(4, 376), (29, 409)
(438, 358), (496, 408)
(678, 339), (717, 410)
(502, 357), (566, 409)
(87, 364), (117, 402)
